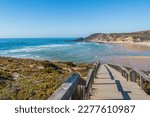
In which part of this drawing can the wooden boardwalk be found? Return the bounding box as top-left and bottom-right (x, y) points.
(90, 64), (150, 100)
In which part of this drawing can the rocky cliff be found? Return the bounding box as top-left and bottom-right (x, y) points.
(77, 30), (150, 42)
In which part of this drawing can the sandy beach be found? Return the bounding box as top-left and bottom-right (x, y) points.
(90, 40), (150, 71)
(91, 40), (150, 51)
(103, 56), (150, 71)
(123, 42), (150, 51)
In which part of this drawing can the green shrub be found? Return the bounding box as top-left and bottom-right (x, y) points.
(41, 61), (61, 70)
(65, 62), (76, 67)
(0, 57), (91, 99)
(0, 71), (12, 80)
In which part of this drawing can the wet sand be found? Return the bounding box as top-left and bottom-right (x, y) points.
(123, 43), (150, 51)
(103, 56), (150, 71)
(96, 41), (150, 51)
(96, 41), (150, 71)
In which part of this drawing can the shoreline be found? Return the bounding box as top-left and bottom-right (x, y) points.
(1, 55), (150, 72)
(0, 40), (150, 72)
(92, 41), (150, 71)
(91, 40), (150, 51)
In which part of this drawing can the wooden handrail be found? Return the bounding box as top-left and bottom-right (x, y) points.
(48, 60), (149, 100)
(85, 69), (94, 87)
(48, 73), (80, 100)
(84, 63), (99, 99)
(104, 61), (150, 90)
(132, 67), (150, 82)
(48, 62), (100, 100)
(107, 62), (150, 82)
(119, 65), (130, 74)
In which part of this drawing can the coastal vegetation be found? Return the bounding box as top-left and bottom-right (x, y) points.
(142, 71), (150, 95)
(76, 30), (150, 43)
(144, 81), (150, 94)
(0, 57), (92, 100)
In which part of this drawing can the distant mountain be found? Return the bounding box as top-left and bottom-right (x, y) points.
(76, 30), (150, 42)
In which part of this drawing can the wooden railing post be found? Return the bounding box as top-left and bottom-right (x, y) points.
(107, 62), (150, 94)
(126, 73), (129, 81)
(71, 84), (85, 100)
(84, 87), (88, 100)
(80, 85), (85, 99)
(131, 71), (136, 82)
(140, 76), (144, 90)
(83, 62), (99, 100)
(128, 71), (132, 81)
(71, 85), (79, 100)
(48, 60), (100, 100)
(82, 85), (86, 99)
(121, 70), (124, 76)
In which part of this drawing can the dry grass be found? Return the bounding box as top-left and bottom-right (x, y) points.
(0, 57), (92, 100)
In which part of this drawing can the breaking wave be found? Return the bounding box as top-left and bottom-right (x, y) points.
(0, 38), (150, 63)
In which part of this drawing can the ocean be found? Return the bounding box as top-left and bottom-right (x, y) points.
(0, 38), (150, 63)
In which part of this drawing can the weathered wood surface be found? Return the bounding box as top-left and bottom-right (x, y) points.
(84, 63), (99, 99)
(48, 61), (149, 100)
(108, 63), (150, 90)
(48, 62), (100, 100)
(90, 64), (150, 100)
(48, 73), (80, 100)
(132, 67), (150, 82)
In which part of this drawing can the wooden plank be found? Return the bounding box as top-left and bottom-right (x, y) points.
(48, 73), (80, 100)
(91, 64), (150, 100)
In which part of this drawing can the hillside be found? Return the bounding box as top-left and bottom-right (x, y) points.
(0, 57), (92, 100)
(78, 30), (150, 42)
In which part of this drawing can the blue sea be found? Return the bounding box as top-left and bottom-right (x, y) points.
(0, 38), (150, 63)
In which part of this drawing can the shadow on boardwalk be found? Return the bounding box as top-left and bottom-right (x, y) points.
(105, 65), (131, 100)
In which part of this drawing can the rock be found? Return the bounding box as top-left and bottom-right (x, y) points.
(12, 73), (22, 80)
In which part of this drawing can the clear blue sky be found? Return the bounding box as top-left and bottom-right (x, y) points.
(0, 0), (150, 38)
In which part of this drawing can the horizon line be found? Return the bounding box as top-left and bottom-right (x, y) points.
(0, 37), (80, 39)
(0, 29), (150, 39)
